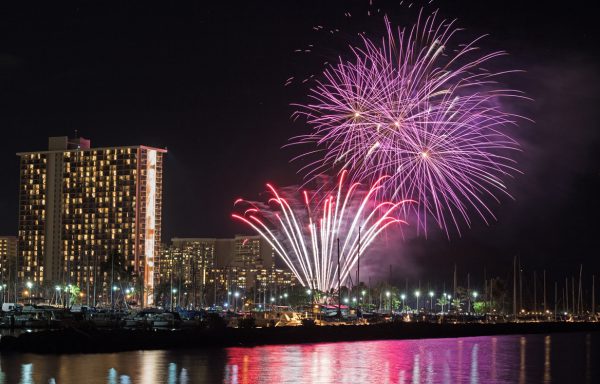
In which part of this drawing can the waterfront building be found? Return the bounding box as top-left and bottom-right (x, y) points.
(0, 236), (17, 300)
(17, 136), (166, 306)
(156, 238), (218, 307)
(158, 235), (297, 308)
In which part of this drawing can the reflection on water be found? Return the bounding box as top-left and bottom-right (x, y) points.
(0, 332), (598, 383)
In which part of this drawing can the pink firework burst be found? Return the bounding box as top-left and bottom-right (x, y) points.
(232, 171), (412, 292)
(292, 10), (530, 236)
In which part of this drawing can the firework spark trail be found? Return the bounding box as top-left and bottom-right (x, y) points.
(291, 9), (530, 236)
(232, 171), (411, 292)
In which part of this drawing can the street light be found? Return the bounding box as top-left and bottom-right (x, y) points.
(429, 291), (434, 312)
(234, 291), (240, 312)
(26, 281), (33, 304)
(172, 288), (178, 310)
(415, 291), (421, 313)
(472, 291), (478, 314)
(400, 294), (406, 314)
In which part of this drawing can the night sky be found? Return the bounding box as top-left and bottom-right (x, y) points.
(1, 1), (598, 284)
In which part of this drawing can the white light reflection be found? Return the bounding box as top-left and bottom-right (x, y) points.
(470, 344), (479, 384)
(20, 364), (33, 384)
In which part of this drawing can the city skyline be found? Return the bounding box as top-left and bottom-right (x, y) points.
(0, 0), (598, 282)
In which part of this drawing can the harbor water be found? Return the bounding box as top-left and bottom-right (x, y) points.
(0, 332), (598, 383)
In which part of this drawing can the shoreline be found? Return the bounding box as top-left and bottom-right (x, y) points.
(1, 321), (599, 354)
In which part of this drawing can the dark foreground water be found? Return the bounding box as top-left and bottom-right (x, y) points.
(0, 332), (598, 383)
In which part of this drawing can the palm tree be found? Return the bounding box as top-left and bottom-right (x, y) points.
(437, 296), (449, 313)
(97, 250), (130, 307)
(452, 298), (462, 312)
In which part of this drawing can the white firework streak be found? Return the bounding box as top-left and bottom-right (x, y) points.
(232, 171), (412, 292)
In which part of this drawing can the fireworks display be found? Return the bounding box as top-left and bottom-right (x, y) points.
(232, 171), (411, 292)
(292, 10), (528, 235)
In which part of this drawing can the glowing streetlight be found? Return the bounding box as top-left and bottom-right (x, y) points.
(400, 294), (406, 314)
(429, 291), (434, 311)
(415, 291), (421, 313)
(233, 291), (240, 312)
(26, 281), (33, 289)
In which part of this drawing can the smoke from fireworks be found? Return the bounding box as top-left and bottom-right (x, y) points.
(232, 171), (411, 292)
(292, 10), (529, 235)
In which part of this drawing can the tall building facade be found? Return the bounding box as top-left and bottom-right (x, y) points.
(0, 236), (17, 299)
(17, 136), (166, 306)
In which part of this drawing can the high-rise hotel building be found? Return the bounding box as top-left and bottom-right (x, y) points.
(17, 136), (166, 306)
(0, 236), (17, 294)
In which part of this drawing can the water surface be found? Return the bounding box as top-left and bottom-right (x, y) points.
(0, 332), (597, 383)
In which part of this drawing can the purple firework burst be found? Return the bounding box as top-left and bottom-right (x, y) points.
(292, 10), (529, 236)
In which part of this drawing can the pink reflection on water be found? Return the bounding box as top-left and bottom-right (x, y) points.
(224, 336), (523, 384)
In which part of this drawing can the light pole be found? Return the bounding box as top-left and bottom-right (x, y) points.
(386, 291), (391, 314)
(400, 294), (406, 314)
(306, 289), (312, 305)
(429, 291), (434, 312)
(234, 291), (240, 312)
(441, 293), (446, 313)
(112, 285), (119, 310)
(283, 292), (288, 307)
(172, 288), (178, 310)
(415, 290), (421, 313)
(26, 281), (33, 304)
(472, 291), (478, 314)
(55, 285), (61, 306)
(447, 294), (452, 313)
